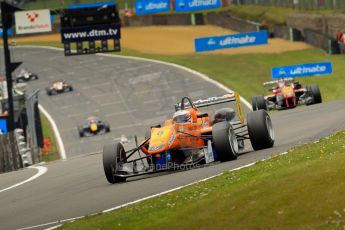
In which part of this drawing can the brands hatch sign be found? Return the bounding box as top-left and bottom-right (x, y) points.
(271, 62), (333, 79)
(194, 31), (268, 52)
(135, 0), (170, 14)
(15, 9), (52, 35)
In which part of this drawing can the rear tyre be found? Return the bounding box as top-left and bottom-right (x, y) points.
(247, 110), (274, 150)
(32, 74), (38, 80)
(46, 89), (52, 96)
(78, 127), (84, 137)
(212, 121), (238, 161)
(103, 143), (127, 184)
(251, 95), (267, 111)
(307, 84), (322, 104)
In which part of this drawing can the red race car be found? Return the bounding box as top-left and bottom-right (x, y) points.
(251, 78), (322, 111)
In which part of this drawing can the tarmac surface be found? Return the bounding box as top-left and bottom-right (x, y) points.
(0, 47), (344, 230)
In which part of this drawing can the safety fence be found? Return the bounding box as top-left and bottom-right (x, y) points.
(123, 13), (204, 26)
(236, 0), (345, 10)
(0, 132), (22, 173)
(207, 11), (267, 33)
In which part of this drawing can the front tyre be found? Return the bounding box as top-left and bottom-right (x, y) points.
(247, 110), (274, 150)
(212, 121), (238, 161)
(103, 143), (127, 184)
(251, 95), (267, 111)
(307, 84), (322, 104)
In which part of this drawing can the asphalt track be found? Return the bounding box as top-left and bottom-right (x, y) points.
(12, 47), (245, 157)
(0, 47), (344, 230)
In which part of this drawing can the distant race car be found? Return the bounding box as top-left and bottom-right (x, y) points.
(46, 80), (73, 96)
(103, 93), (275, 184)
(15, 69), (38, 83)
(78, 117), (110, 137)
(251, 78), (322, 111)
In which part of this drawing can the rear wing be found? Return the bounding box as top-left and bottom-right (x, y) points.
(174, 92), (245, 124)
(263, 77), (294, 86)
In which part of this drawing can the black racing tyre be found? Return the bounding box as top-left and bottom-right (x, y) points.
(51, 89), (57, 95)
(32, 74), (38, 80)
(103, 142), (127, 184)
(247, 110), (274, 150)
(212, 121), (238, 161)
(69, 86), (73, 91)
(105, 125), (111, 133)
(46, 89), (52, 96)
(307, 84), (322, 104)
(251, 95), (267, 111)
(78, 127), (84, 137)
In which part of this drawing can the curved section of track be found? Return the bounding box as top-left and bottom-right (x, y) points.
(0, 47), (344, 230)
(15, 47), (244, 157)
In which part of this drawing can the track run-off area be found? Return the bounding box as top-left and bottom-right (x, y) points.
(0, 47), (345, 230)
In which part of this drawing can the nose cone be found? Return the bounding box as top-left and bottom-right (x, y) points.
(90, 123), (98, 132)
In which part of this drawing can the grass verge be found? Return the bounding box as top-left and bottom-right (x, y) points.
(60, 130), (345, 230)
(40, 112), (60, 162)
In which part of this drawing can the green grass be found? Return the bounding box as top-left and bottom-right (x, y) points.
(60, 130), (345, 230)
(15, 41), (345, 102)
(119, 48), (344, 102)
(40, 112), (60, 162)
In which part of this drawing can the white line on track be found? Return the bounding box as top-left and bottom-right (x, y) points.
(25, 154), (283, 230)
(0, 166), (47, 193)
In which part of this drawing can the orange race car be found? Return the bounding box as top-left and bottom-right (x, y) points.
(251, 78), (322, 111)
(103, 93), (275, 183)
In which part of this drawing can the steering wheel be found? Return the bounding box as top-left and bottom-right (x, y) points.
(180, 97), (196, 110)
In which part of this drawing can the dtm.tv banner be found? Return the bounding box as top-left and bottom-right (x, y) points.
(175, 0), (221, 12)
(194, 31), (268, 52)
(61, 24), (121, 43)
(271, 62), (332, 79)
(135, 0), (170, 15)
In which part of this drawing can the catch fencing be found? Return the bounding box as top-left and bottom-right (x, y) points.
(236, 0), (345, 9)
(0, 132), (22, 173)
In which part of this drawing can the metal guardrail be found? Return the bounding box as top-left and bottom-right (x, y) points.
(236, 0), (345, 10)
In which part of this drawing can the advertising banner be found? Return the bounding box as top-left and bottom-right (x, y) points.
(195, 31), (268, 52)
(15, 9), (52, 35)
(175, 0), (221, 12)
(272, 62), (332, 79)
(0, 28), (12, 37)
(135, 0), (170, 14)
(61, 24), (121, 43)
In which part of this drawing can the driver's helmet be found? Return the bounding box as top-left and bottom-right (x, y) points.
(173, 110), (192, 123)
(88, 117), (97, 124)
(278, 79), (285, 88)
